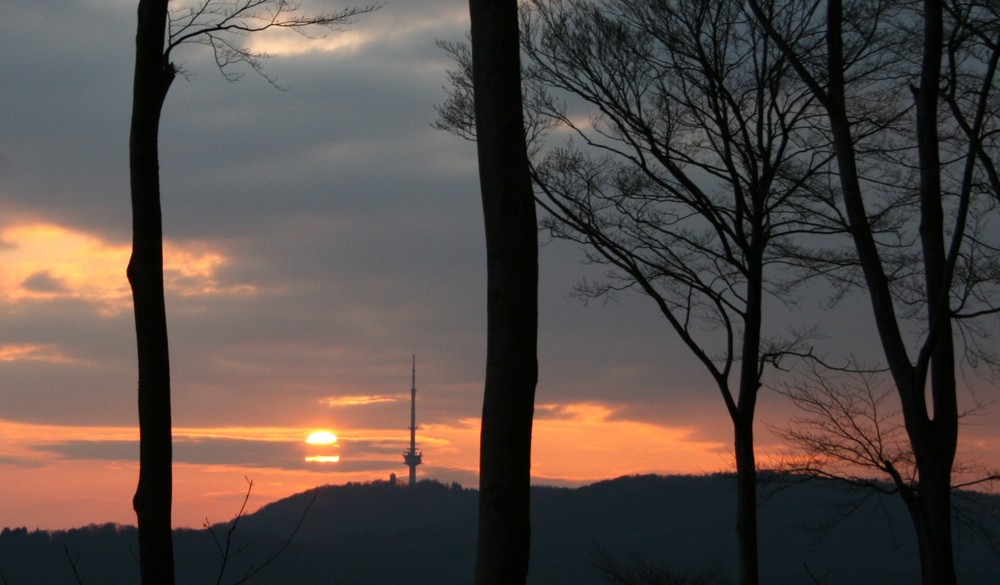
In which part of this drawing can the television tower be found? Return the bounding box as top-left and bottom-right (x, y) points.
(402, 354), (422, 486)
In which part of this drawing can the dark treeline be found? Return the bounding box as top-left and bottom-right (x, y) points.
(1, 475), (998, 585)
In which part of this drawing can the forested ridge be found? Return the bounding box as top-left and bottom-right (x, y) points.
(2, 474), (997, 584)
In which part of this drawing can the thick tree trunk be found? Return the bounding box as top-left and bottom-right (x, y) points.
(129, 1), (175, 584)
(468, 1), (539, 584)
(912, 461), (957, 585)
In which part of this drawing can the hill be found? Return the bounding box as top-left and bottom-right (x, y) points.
(1, 474), (998, 584)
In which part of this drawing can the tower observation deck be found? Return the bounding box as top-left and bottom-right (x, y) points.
(402, 355), (422, 486)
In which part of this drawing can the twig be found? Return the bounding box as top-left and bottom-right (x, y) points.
(212, 476), (256, 585)
(207, 476), (317, 585)
(803, 563), (830, 584)
(229, 492), (317, 585)
(64, 546), (85, 585)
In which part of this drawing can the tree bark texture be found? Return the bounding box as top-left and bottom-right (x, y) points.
(468, 1), (539, 584)
(129, 1), (176, 584)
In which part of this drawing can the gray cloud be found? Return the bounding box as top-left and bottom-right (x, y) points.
(21, 271), (69, 293)
(40, 440), (138, 462)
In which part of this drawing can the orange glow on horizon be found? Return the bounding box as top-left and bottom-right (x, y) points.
(0, 404), (998, 531)
(417, 402), (733, 483)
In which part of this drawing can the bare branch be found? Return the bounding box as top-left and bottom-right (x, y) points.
(204, 476), (316, 585)
(165, 0), (379, 87)
(770, 361), (1000, 502)
(208, 477), (255, 585)
(229, 493), (316, 584)
(64, 546), (85, 585)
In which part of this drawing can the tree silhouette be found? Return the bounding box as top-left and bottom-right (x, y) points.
(440, 2), (832, 583)
(128, 2), (373, 583)
(746, 1), (1000, 583)
(772, 361), (999, 497)
(465, 0), (539, 583)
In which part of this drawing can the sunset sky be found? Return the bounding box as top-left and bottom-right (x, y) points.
(1, 1), (998, 531)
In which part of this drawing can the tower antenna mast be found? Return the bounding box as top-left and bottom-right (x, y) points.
(402, 354), (422, 486)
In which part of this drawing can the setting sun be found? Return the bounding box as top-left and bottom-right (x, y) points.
(305, 431), (337, 445)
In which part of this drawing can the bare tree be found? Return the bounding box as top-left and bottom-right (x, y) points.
(446, 2), (830, 584)
(465, 0), (539, 584)
(772, 363), (918, 493)
(128, 2), (373, 583)
(746, 1), (1000, 583)
(771, 362), (999, 496)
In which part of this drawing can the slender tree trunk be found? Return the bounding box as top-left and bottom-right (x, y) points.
(733, 252), (763, 585)
(733, 416), (758, 585)
(129, 1), (176, 583)
(468, 1), (539, 584)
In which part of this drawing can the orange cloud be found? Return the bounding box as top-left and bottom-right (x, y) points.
(249, 29), (373, 56)
(0, 223), (255, 315)
(244, 7), (471, 57)
(320, 394), (399, 407)
(0, 224), (131, 312)
(162, 241), (256, 298)
(0, 343), (79, 364)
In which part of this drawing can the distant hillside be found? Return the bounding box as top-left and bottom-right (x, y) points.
(1, 474), (998, 584)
